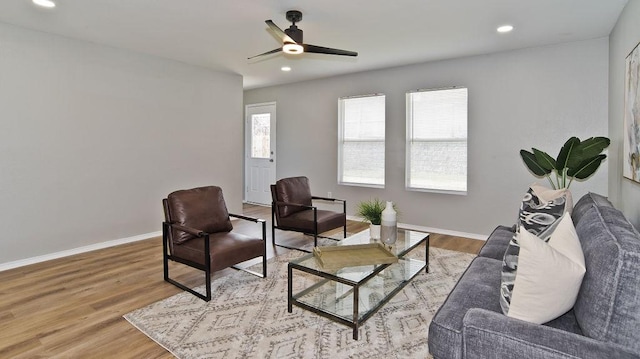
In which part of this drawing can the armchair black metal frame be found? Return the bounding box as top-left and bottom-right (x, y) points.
(162, 208), (267, 302)
(271, 195), (347, 252)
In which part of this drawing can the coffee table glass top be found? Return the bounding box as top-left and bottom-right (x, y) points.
(290, 228), (428, 283)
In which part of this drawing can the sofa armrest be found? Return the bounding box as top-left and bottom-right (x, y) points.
(462, 308), (638, 359)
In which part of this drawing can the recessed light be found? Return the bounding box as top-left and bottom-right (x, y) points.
(33, 0), (56, 8)
(281, 66), (292, 72)
(497, 25), (514, 33)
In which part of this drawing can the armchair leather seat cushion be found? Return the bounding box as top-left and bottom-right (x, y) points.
(172, 232), (264, 272)
(276, 209), (346, 234)
(167, 186), (233, 244)
(275, 176), (313, 217)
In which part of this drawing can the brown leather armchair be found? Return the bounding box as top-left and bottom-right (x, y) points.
(271, 176), (346, 252)
(162, 186), (266, 301)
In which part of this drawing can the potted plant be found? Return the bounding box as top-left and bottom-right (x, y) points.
(520, 136), (610, 189)
(356, 198), (384, 239)
(356, 198), (400, 240)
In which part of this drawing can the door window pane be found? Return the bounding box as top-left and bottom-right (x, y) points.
(251, 113), (270, 159)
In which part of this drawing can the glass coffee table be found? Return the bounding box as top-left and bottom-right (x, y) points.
(287, 229), (429, 340)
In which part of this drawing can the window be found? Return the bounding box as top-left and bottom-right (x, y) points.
(406, 87), (468, 194)
(338, 94), (385, 187)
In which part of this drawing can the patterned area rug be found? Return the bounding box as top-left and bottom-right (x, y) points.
(124, 246), (474, 359)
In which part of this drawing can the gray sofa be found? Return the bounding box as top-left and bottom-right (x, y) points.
(428, 193), (640, 359)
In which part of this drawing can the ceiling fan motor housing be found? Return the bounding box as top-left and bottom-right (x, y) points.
(285, 26), (303, 43)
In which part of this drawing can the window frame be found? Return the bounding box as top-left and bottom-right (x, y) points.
(338, 93), (386, 188)
(405, 87), (468, 195)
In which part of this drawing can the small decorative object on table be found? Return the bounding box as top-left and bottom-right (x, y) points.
(380, 201), (398, 248)
(356, 198), (385, 239)
(312, 243), (397, 270)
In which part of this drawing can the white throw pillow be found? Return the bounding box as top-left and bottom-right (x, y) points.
(506, 214), (586, 324)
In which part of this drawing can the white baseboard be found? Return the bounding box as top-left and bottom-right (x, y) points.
(1, 218), (486, 272)
(0, 231), (162, 272)
(346, 215), (487, 241)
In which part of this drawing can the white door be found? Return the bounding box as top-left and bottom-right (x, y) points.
(245, 103), (276, 205)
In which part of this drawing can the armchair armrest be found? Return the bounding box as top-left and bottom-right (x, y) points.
(229, 213), (266, 223)
(166, 222), (207, 237)
(312, 196), (345, 202)
(273, 200), (315, 211)
(229, 213), (267, 243)
(312, 196), (346, 215)
(462, 308), (638, 359)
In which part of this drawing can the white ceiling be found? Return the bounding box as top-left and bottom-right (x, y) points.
(0, 0), (628, 89)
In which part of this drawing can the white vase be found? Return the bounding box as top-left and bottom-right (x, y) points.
(370, 224), (381, 240)
(380, 201), (397, 246)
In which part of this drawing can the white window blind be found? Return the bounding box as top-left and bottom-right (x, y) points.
(338, 94), (385, 187)
(406, 87), (468, 194)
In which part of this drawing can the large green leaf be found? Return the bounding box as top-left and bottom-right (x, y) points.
(556, 137), (580, 171)
(533, 148), (556, 171)
(567, 154), (607, 179)
(520, 149), (551, 176)
(575, 137), (610, 159)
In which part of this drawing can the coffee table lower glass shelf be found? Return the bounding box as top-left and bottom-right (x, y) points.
(287, 229), (429, 340)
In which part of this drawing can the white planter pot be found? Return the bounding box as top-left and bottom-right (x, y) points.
(370, 224), (381, 240)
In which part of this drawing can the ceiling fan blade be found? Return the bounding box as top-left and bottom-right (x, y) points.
(304, 44), (358, 57)
(265, 20), (296, 44)
(247, 48), (282, 60)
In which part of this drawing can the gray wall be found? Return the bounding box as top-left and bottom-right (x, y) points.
(0, 23), (244, 265)
(609, 0), (640, 228)
(245, 38), (609, 237)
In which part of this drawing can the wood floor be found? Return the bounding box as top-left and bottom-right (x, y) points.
(0, 204), (484, 358)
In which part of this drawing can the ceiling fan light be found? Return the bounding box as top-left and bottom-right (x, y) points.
(283, 42), (304, 54)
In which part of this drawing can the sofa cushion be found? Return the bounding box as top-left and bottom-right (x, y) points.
(506, 215), (585, 324)
(571, 192), (614, 226)
(500, 185), (570, 314)
(429, 257), (503, 359)
(574, 205), (640, 353)
(478, 225), (514, 260)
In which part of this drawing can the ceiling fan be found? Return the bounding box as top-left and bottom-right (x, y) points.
(248, 10), (358, 60)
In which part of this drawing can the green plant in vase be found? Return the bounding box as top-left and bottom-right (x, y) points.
(356, 198), (385, 225)
(356, 198), (385, 239)
(357, 198), (399, 240)
(520, 136), (610, 189)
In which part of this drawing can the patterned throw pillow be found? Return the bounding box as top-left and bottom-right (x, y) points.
(500, 185), (572, 315)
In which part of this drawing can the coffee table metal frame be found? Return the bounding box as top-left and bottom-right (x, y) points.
(287, 229), (429, 340)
